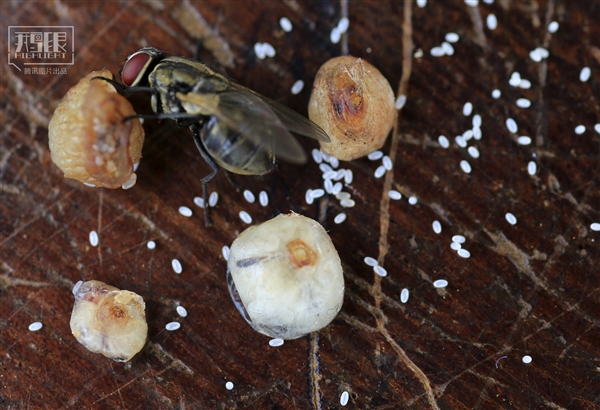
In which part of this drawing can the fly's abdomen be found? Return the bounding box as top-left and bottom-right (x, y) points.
(201, 117), (274, 175)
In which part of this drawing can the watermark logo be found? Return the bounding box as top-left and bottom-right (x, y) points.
(8, 26), (74, 73)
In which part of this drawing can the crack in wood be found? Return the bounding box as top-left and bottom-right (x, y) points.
(308, 331), (322, 410)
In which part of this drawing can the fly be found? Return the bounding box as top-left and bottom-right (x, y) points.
(114, 47), (330, 225)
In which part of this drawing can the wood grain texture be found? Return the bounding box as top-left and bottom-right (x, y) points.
(2, 1), (599, 409)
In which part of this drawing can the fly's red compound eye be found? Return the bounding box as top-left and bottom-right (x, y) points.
(122, 52), (151, 87)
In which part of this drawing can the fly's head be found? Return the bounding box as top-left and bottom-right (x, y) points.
(121, 47), (164, 87)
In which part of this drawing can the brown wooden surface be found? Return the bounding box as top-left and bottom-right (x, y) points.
(2, 1), (599, 409)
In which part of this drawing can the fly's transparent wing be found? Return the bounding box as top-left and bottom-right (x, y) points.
(176, 89), (307, 163)
(230, 83), (330, 143)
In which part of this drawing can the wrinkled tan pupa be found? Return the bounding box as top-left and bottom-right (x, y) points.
(70, 280), (148, 362)
(48, 69), (144, 189)
(308, 56), (396, 161)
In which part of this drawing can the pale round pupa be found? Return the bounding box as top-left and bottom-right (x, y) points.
(227, 213), (344, 340)
(70, 280), (147, 362)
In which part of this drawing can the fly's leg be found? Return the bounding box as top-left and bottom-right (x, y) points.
(190, 124), (219, 227)
(91, 76), (127, 94)
(91, 76), (154, 98)
(224, 171), (243, 193)
(193, 39), (204, 61)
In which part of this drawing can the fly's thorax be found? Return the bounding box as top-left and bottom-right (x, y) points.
(164, 56), (229, 84)
(148, 86), (180, 116)
(150, 57), (227, 93)
(201, 117), (274, 175)
(148, 57), (228, 116)
(150, 93), (159, 114)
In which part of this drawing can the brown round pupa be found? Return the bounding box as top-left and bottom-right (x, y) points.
(308, 56), (396, 161)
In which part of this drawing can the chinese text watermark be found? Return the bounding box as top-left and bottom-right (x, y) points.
(8, 26), (74, 72)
